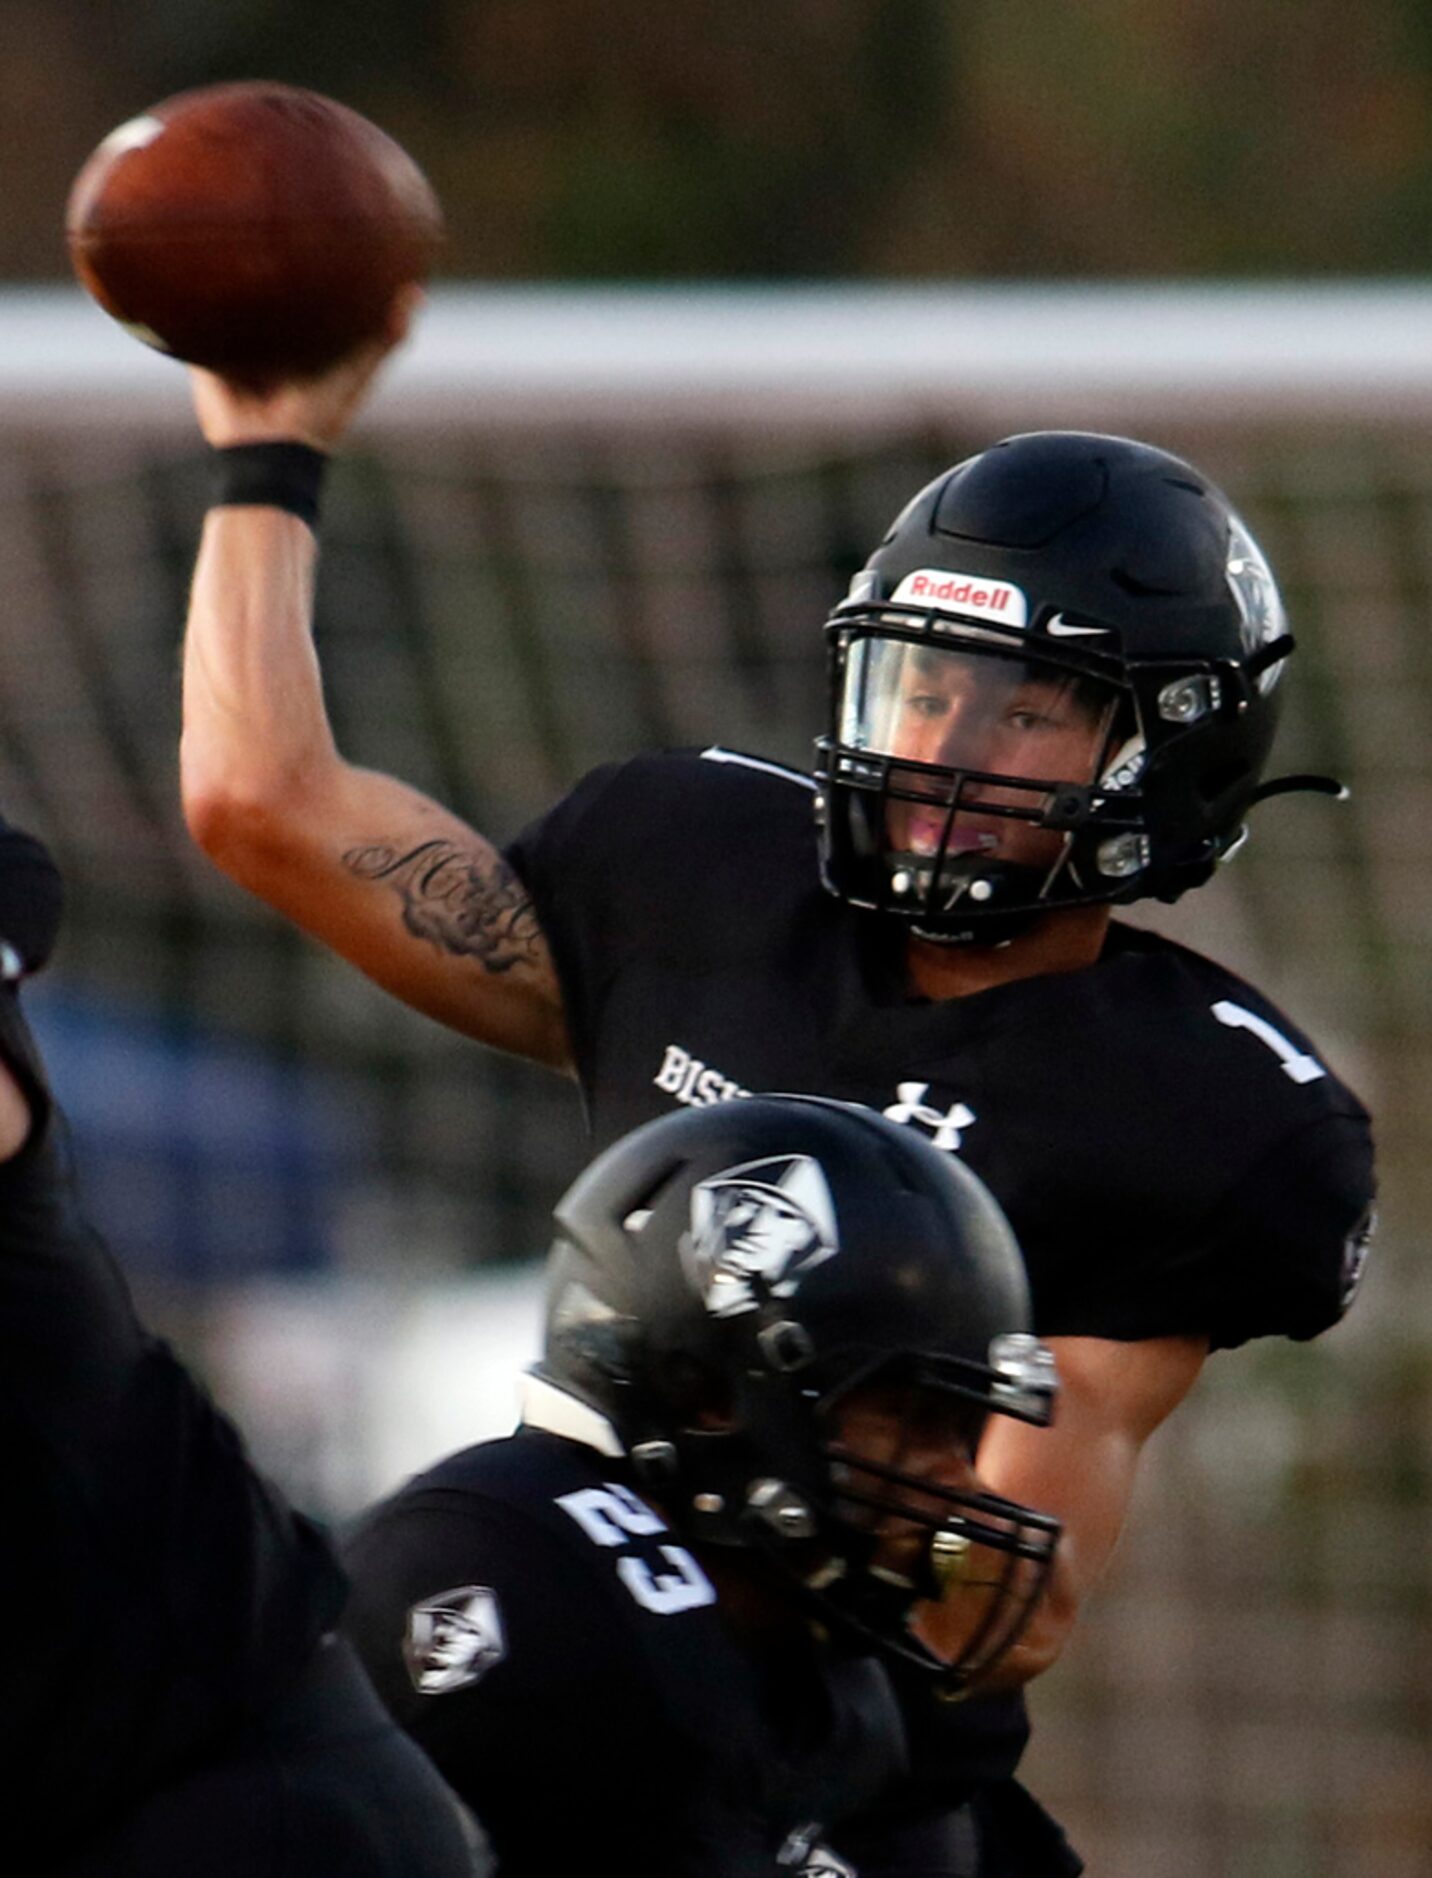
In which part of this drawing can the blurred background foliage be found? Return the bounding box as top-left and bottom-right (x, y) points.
(8, 0), (1432, 282)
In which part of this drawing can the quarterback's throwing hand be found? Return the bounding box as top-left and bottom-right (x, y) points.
(188, 282), (423, 452)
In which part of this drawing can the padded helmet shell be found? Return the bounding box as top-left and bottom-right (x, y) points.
(816, 431), (1296, 938)
(536, 1095), (1060, 1688)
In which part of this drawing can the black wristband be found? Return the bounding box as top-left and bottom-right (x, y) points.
(210, 441), (328, 528)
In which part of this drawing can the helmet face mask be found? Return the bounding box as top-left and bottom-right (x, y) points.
(814, 432), (1316, 943)
(796, 1342), (1062, 1687)
(824, 629), (1133, 937)
(536, 1096), (1062, 1694)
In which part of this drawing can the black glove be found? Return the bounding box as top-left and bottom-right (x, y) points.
(0, 818), (63, 980)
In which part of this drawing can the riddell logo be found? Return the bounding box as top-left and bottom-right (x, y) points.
(890, 569), (1028, 628)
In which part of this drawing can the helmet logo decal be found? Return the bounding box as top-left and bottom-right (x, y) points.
(1225, 515), (1288, 693)
(888, 568), (1028, 627)
(404, 1585), (506, 1695)
(1044, 612), (1111, 638)
(684, 1154), (839, 1317)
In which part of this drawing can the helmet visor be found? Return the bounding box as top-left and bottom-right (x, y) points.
(836, 635), (1121, 887)
(840, 636), (1118, 789)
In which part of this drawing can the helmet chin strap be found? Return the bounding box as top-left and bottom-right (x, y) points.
(898, 773), (1348, 944)
(893, 843), (1078, 948)
(909, 906), (1035, 949)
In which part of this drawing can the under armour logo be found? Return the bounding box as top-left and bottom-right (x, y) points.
(883, 1082), (977, 1152)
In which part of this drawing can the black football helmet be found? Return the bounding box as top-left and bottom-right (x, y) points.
(534, 1095), (1061, 1692)
(815, 430), (1342, 943)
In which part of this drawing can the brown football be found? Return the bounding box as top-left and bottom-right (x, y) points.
(66, 82), (444, 385)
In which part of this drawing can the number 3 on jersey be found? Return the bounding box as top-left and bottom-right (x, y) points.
(1211, 1000), (1325, 1084)
(556, 1483), (718, 1616)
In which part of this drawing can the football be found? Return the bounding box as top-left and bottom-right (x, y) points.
(65, 82), (444, 385)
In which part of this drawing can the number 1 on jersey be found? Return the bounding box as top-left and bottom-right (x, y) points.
(1210, 1000), (1325, 1084)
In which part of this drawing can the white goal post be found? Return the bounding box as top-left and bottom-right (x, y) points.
(10, 278), (1432, 430)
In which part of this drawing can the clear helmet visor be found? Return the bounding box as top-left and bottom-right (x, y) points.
(833, 638), (1126, 916)
(839, 635), (1119, 827)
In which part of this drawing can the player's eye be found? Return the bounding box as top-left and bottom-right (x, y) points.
(1005, 701), (1061, 731)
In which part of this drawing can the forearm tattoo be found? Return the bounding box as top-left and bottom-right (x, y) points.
(343, 839), (545, 976)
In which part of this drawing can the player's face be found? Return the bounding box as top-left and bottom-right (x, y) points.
(828, 1378), (983, 1586)
(839, 639), (1115, 874)
(829, 1378), (1047, 1667)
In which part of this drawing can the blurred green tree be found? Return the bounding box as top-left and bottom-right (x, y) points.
(15, 0), (1432, 279)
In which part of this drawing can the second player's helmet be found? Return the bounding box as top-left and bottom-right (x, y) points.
(534, 1095), (1061, 1692)
(815, 430), (1340, 942)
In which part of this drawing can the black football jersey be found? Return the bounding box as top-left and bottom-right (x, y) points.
(342, 1427), (907, 1876)
(0, 989), (347, 1862)
(506, 747), (1375, 1354)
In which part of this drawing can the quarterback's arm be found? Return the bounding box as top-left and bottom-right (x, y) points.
(920, 1331), (1207, 1688)
(179, 345), (572, 1073)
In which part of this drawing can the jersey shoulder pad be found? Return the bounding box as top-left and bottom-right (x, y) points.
(556, 746), (816, 833)
(696, 745), (818, 791)
(509, 747), (810, 861)
(503, 747), (821, 993)
(367, 1431), (724, 1630)
(506, 749), (725, 889)
(1037, 928), (1377, 1348)
(340, 1437), (751, 1864)
(1099, 926), (1369, 1124)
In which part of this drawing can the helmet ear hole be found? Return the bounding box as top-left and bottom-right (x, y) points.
(758, 1319), (816, 1373)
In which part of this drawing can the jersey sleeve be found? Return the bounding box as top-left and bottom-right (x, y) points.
(0, 987), (345, 1842)
(341, 1490), (713, 1871)
(502, 757), (633, 973)
(1193, 1110), (1375, 1348)
(503, 759), (628, 909)
(503, 759), (637, 1083)
(1044, 1109), (1376, 1350)
(0, 989), (151, 1435)
(342, 1489), (648, 1734)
